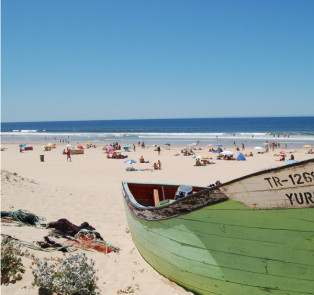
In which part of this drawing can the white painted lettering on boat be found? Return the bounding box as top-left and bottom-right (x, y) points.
(285, 192), (314, 205)
(264, 171), (314, 188)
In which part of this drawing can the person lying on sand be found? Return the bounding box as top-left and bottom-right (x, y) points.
(202, 159), (216, 165)
(223, 155), (235, 160)
(195, 159), (204, 166)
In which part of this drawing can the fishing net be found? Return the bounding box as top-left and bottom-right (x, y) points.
(68, 230), (120, 254)
(1, 210), (45, 227)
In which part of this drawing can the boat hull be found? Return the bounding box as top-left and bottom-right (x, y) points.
(122, 159), (314, 294)
(123, 197), (314, 295)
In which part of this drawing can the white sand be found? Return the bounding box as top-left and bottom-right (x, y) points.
(1, 142), (313, 294)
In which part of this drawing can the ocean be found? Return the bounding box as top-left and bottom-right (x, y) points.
(1, 117), (314, 148)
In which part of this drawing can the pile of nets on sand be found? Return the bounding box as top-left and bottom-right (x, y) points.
(1, 211), (119, 254)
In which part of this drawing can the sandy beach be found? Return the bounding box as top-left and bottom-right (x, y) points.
(1, 142), (313, 295)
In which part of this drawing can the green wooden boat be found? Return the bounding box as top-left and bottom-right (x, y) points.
(122, 158), (314, 295)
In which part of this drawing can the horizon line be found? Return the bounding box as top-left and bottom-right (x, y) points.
(2, 115), (314, 124)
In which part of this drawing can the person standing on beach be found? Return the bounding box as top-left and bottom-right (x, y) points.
(66, 148), (71, 162)
(157, 146), (161, 155)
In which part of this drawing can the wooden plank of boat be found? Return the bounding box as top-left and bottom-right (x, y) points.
(122, 158), (314, 295)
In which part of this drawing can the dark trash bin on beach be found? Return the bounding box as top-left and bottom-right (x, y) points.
(40, 155), (44, 162)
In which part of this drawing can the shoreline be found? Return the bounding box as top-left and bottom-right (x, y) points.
(1, 135), (312, 149)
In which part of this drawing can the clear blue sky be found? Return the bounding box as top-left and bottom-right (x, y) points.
(2, 0), (314, 122)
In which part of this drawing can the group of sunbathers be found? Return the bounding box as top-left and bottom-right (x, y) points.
(139, 156), (161, 170)
(216, 155), (235, 160)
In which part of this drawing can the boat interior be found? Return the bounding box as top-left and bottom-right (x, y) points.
(126, 183), (207, 207)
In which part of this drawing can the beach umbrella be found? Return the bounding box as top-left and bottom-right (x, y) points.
(20, 144), (26, 148)
(279, 151), (286, 155)
(46, 143), (53, 147)
(195, 155), (204, 159)
(108, 150), (115, 154)
(286, 149), (296, 153)
(165, 143), (171, 146)
(77, 145), (84, 149)
(191, 143), (198, 146)
(221, 150), (234, 156)
(303, 145), (312, 148)
(215, 144), (223, 147)
(206, 144), (214, 147)
(124, 159), (137, 164)
(66, 144), (71, 148)
(108, 146), (115, 150)
(123, 145), (131, 148)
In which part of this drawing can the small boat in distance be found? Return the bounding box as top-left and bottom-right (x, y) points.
(122, 158), (314, 295)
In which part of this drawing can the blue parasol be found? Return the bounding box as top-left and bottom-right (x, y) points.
(285, 160), (297, 165)
(124, 159), (137, 164)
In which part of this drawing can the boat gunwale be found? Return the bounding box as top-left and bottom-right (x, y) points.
(215, 157), (314, 189)
(122, 158), (314, 220)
